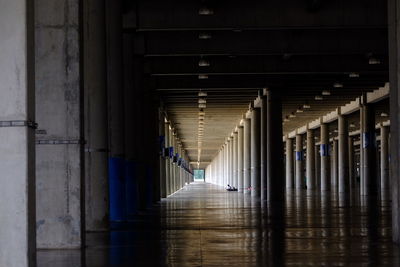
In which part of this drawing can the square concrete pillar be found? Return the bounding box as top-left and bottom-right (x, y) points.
(0, 1), (36, 266)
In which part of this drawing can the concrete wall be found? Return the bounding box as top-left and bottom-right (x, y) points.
(35, 0), (82, 248)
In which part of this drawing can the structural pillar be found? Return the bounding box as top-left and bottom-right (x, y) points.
(320, 123), (331, 191)
(261, 94), (268, 200)
(238, 126), (244, 192)
(243, 118), (251, 193)
(295, 134), (304, 189)
(315, 144), (321, 190)
(332, 139), (339, 191)
(338, 115), (349, 193)
(286, 138), (294, 189)
(251, 108), (261, 197)
(0, 1), (36, 265)
(306, 129), (315, 190)
(348, 136), (355, 189)
(165, 122), (171, 196)
(266, 90), (284, 202)
(233, 131), (238, 187)
(380, 125), (390, 191)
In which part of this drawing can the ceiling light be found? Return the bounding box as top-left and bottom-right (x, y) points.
(198, 74), (208, 79)
(303, 104), (311, 109)
(369, 58), (381, 65)
(199, 103), (207, 108)
(333, 82), (343, 88)
(198, 98), (207, 104)
(381, 112), (389, 117)
(199, 7), (214, 15)
(199, 121), (204, 125)
(349, 72), (360, 78)
(350, 123), (356, 128)
(296, 109), (303, 113)
(198, 110), (205, 115)
(199, 33), (212, 40)
(198, 91), (208, 97)
(284, 117), (290, 122)
(199, 59), (210, 67)
(322, 90), (331, 96)
(334, 129), (338, 133)
(315, 95), (323, 100)
(289, 113), (296, 118)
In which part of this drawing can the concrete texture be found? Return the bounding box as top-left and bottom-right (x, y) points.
(250, 108), (261, 197)
(306, 130), (315, 190)
(35, 0), (82, 248)
(295, 134), (304, 189)
(83, 0), (109, 232)
(0, 1), (36, 266)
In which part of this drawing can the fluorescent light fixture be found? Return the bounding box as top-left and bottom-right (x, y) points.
(303, 104), (311, 109)
(199, 33), (212, 40)
(199, 7), (214, 15)
(350, 123), (356, 128)
(369, 58), (381, 65)
(381, 112), (389, 117)
(198, 110), (205, 115)
(199, 59), (210, 67)
(322, 90), (331, 96)
(198, 103), (207, 108)
(198, 91), (208, 97)
(198, 98), (207, 104)
(349, 72), (360, 78)
(333, 82), (343, 88)
(198, 74), (208, 79)
(296, 109), (303, 113)
(315, 95), (323, 100)
(289, 113), (296, 118)
(284, 117), (290, 122)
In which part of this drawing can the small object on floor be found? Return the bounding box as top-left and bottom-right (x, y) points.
(226, 184), (238, 191)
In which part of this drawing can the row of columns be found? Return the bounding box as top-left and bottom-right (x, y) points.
(285, 105), (390, 197)
(206, 90), (284, 202)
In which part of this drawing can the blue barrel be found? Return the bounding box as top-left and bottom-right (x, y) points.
(109, 157), (126, 222)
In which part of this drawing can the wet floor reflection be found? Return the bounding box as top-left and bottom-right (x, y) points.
(37, 182), (400, 266)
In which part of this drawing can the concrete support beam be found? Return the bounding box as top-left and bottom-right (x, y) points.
(266, 90), (284, 202)
(348, 136), (355, 189)
(332, 139), (339, 191)
(233, 132), (238, 188)
(286, 138), (294, 189)
(306, 130), (315, 190)
(243, 118), (251, 193)
(0, 0), (36, 265)
(261, 94), (268, 200)
(320, 124), (331, 191)
(159, 113), (167, 198)
(361, 103), (377, 196)
(238, 126), (244, 191)
(338, 115), (349, 194)
(35, 0), (83, 248)
(380, 125), (390, 191)
(83, 0), (109, 231)
(165, 122), (171, 196)
(295, 134), (304, 189)
(315, 144), (321, 190)
(251, 108), (261, 197)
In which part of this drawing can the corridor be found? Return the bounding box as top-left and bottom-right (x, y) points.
(38, 182), (399, 266)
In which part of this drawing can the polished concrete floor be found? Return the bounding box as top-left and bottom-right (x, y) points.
(38, 182), (400, 266)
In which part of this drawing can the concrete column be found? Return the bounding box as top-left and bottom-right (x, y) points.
(238, 126), (244, 191)
(233, 131), (239, 188)
(388, 1), (400, 241)
(320, 123), (331, 191)
(338, 115), (349, 193)
(306, 130), (315, 190)
(381, 125), (390, 191)
(361, 104), (377, 196)
(332, 139), (339, 191)
(224, 142), (228, 186)
(243, 118), (251, 193)
(159, 113), (167, 198)
(348, 136), (355, 189)
(0, 1), (36, 265)
(165, 123), (171, 195)
(35, 0), (83, 248)
(286, 138), (294, 189)
(261, 95), (268, 200)
(106, 0), (126, 222)
(251, 108), (261, 197)
(315, 144), (321, 190)
(295, 134), (304, 189)
(228, 138), (232, 186)
(266, 90), (284, 202)
(84, 0), (109, 231)
(170, 133), (176, 193)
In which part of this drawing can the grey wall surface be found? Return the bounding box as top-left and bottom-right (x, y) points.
(35, 0), (82, 248)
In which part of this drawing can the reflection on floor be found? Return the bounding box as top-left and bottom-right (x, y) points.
(38, 182), (400, 266)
